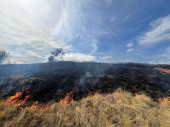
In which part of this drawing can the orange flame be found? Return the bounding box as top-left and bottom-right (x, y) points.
(155, 68), (170, 75)
(14, 95), (31, 107)
(3, 88), (30, 107)
(135, 93), (140, 97)
(90, 90), (102, 96)
(5, 91), (23, 103)
(160, 69), (170, 75)
(94, 90), (102, 95)
(40, 101), (52, 111)
(45, 101), (51, 110)
(60, 91), (75, 105)
(161, 98), (170, 104)
(30, 101), (39, 110)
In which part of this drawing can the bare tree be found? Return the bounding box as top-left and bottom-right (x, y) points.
(0, 50), (10, 63)
(48, 48), (65, 62)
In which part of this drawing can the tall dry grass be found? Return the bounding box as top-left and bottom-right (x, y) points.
(0, 89), (170, 127)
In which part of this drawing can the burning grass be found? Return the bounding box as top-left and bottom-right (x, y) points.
(160, 69), (170, 75)
(60, 91), (75, 105)
(155, 68), (170, 75)
(1, 87), (31, 107)
(0, 89), (170, 127)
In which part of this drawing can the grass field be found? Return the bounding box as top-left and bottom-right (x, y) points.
(0, 89), (170, 127)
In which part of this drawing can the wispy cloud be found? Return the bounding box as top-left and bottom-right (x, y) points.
(138, 14), (170, 45)
(124, 14), (131, 22)
(100, 55), (112, 60)
(1, 0), (169, 64)
(0, 0), (101, 63)
(20, 49), (42, 58)
(110, 16), (116, 22)
(89, 39), (98, 55)
(63, 53), (96, 62)
(0, 0), (71, 63)
(126, 43), (134, 48)
(149, 47), (170, 64)
(2, 59), (24, 64)
(127, 48), (134, 53)
(104, 0), (113, 5)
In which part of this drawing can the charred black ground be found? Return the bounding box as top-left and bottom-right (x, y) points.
(0, 61), (170, 102)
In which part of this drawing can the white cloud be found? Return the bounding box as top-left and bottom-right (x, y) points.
(138, 15), (170, 45)
(127, 48), (134, 53)
(149, 47), (170, 64)
(0, 0), (72, 63)
(124, 14), (131, 22)
(100, 56), (112, 60)
(126, 43), (134, 48)
(166, 47), (170, 54)
(104, 0), (113, 5)
(1, 0), (99, 64)
(89, 39), (98, 54)
(110, 17), (116, 22)
(63, 53), (96, 62)
(21, 49), (42, 58)
(2, 59), (24, 64)
(0, 0), (114, 64)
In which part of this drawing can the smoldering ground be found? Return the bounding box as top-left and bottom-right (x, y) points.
(0, 61), (170, 103)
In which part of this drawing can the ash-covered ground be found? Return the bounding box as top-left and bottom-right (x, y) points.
(0, 61), (170, 102)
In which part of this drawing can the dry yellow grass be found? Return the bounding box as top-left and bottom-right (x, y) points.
(0, 89), (170, 127)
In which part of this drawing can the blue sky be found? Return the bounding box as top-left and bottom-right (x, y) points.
(0, 0), (170, 64)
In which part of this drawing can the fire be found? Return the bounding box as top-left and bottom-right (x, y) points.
(30, 101), (39, 110)
(3, 87), (31, 107)
(1, 89), (76, 110)
(14, 95), (31, 107)
(90, 90), (102, 96)
(162, 98), (170, 104)
(60, 91), (75, 105)
(135, 93), (140, 97)
(40, 101), (52, 111)
(155, 68), (170, 75)
(160, 69), (170, 75)
(5, 91), (23, 103)
(94, 90), (102, 95)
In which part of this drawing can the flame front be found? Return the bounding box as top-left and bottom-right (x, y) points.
(30, 101), (39, 110)
(1, 86), (169, 112)
(162, 98), (170, 104)
(90, 90), (102, 96)
(5, 91), (23, 103)
(4, 88), (30, 107)
(14, 95), (31, 107)
(135, 93), (141, 97)
(40, 101), (52, 111)
(160, 69), (170, 75)
(60, 91), (75, 105)
(155, 68), (170, 75)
